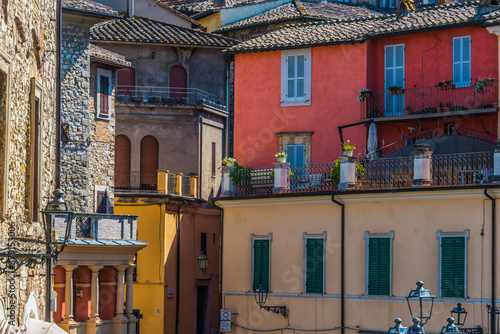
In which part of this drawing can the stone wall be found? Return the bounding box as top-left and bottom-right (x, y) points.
(0, 0), (58, 325)
(61, 21), (116, 214)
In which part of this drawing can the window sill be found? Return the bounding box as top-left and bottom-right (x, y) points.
(96, 114), (110, 121)
(281, 100), (311, 107)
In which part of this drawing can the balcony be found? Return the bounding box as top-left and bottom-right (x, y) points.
(54, 213), (139, 241)
(361, 82), (498, 121)
(116, 85), (227, 113)
(221, 151), (494, 197)
(114, 171), (197, 197)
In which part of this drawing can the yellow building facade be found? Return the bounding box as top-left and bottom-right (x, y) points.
(216, 188), (499, 333)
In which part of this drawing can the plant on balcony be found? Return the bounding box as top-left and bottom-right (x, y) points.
(275, 152), (287, 163)
(222, 157), (237, 167)
(148, 96), (161, 103)
(342, 140), (356, 156)
(475, 78), (495, 93)
(387, 86), (404, 95)
(435, 80), (455, 90)
(131, 96), (144, 103)
(357, 89), (372, 102)
(229, 165), (253, 185)
(330, 159), (366, 186)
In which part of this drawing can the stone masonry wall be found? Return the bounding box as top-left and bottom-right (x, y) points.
(0, 0), (58, 325)
(61, 22), (92, 213)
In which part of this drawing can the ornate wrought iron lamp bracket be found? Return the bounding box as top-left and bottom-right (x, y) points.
(260, 305), (288, 318)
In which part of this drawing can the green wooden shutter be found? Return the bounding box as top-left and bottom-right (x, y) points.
(368, 238), (390, 296)
(306, 238), (324, 294)
(253, 240), (270, 292)
(441, 237), (465, 298)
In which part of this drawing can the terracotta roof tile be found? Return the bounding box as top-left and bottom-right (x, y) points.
(168, 0), (271, 16)
(90, 16), (238, 47)
(90, 44), (133, 68)
(214, 0), (389, 33)
(224, 1), (500, 53)
(62, 0), (118, 16)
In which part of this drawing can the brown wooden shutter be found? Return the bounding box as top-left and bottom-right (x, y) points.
(117, 69), (135, 96)
(115, 135), (131, 188)
(140, 136), (159, 186)
(170, 65), (187, 98)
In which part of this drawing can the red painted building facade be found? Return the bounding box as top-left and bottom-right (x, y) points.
(229, 3), (499, 168)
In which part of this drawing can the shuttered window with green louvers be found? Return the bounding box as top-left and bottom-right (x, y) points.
(368, 237), (391, 296)
(306, 238), (324, 294)
(252, 240), (270, 292)
(441, 237), (465, 298)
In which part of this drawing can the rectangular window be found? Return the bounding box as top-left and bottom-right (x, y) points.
(281, 49), (311, 107)
(30, 78), (43, 222)
(286, 144), (305, 166)
(95, 185), (109, 213)
(365, 232), (393, 296)
(437, 230), (469, 298)
(453, 36), (471, 87)
(211, 142), (216, 177)
(97, 69), (112, 119)
(251, 234), (271, 292)
(385, 44), (405, 116)
(304, 232), (326, 294)
(201, 232), (207, 256)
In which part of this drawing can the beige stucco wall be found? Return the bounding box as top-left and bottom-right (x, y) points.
(217, 189), (499, 333)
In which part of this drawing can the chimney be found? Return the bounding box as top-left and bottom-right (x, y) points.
(128, 0), (134, 17)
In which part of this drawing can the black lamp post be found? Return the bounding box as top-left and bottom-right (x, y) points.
(407, 281), (435, 326)
(253, 284), (287, 318)
(0, 189), (73, 274)
(450, 303), (468, 328)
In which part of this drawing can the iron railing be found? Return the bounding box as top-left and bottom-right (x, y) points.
(168, 173), (177, 195)
(431, 151), (493, 186)
(115, 171), (157, 192)
(361, 82), (497, 119)
(116, 85), (227, 112)
(182, 175), (191, 197)
(225, 152), (495, 196)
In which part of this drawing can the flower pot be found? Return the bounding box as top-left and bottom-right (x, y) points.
(389, 89), (404, 95)
(277, 156), (286, 163)
(225, 161), (235, 167)
(486, 80), (494, 87)
(440, 84), (455, 91)
(343, 150), (353, 157)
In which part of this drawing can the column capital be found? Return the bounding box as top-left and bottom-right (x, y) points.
(114, 265), (127, 272)
(126, 264), (137, 273)
(88, 265), (104, 273)
(62, 265), (78, 272)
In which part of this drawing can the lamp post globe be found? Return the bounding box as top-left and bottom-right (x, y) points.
(406, 281), (435, 326)
(450, 303), (467, 328)
(197, 251), (208, 273)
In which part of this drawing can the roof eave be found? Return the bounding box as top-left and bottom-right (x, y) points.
(90, 56), (134, 69)
(62, 6), (121, 19)
(92, 39), (235, 49)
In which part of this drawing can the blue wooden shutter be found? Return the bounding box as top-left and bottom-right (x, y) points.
(306, 238), (324, 294)
(368, 238), (390, 296)
(453, 37), (471, 86)
(253, 240), (270, 292)
(441, 237), (465, 298)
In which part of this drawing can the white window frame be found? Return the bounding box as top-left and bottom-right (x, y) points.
(97, 69), (112, 119)
(281, 49), (311, 107)
(30, 78), (43, 223)
(94, 185), (110, 214)
(250, 233), (272, 292)
(364, 231), (394, 296)
(0, 48), (12, 218)
(453, 36), (471, 87)
(436, 229), (469, 298)
(302, 231), (326, 294)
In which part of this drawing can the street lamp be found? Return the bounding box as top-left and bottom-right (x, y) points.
(253, 284), (287, 318)
(388, 318), (408, 334)
(450, 303), (467, 328)
(408, 318), (425, 334)
(0, 189), (74, 274)
(197, 251), (208, 273)
(407, 281), (435, 326)
(440, 317), (461, 334)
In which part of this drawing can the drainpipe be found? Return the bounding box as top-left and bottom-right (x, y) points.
(484, 189), (496, 334)
(219, 207), (224, 317)
(175, 201), (186, 334)
(224, 57), (230, 157)
(331, 194), (345, 334)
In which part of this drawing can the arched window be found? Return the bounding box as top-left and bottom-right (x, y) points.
(140, 136), (159, 189)
(170, 65), (187, 98)
(115, 135), (131, 189)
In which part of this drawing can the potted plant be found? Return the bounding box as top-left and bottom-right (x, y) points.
(342, 140), (355, 157)
(275, 152), (287, 163)
(330, 158), (366, 187)
(435, 80), (455, 90)
(357, 89), (372, 102)
(222, 157), (237, 167)
(387, 86), (404, 95)
(229, 165), (253, 186)
(475, 79), (495, 93)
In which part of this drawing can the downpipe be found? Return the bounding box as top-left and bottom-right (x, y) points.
(484, 189), (496, 334)
(331, 195), (345, 334)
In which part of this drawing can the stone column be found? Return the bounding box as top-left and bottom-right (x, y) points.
(87, 266), (103, 334)
(273, 161), (290, 193)
(113, 265), (128, 334)
(412, 144), (432, 187)
(125, 265), (137, 334)
(60, 265), (78, 334)
(338, 154), (357, 190)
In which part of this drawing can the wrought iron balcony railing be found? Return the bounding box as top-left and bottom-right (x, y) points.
(361, 81), (497, 120)
(223, 151), (494, 197)
(116, 85), (227, 112)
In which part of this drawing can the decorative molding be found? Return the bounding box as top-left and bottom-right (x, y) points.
(215, 195), (332, 208)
